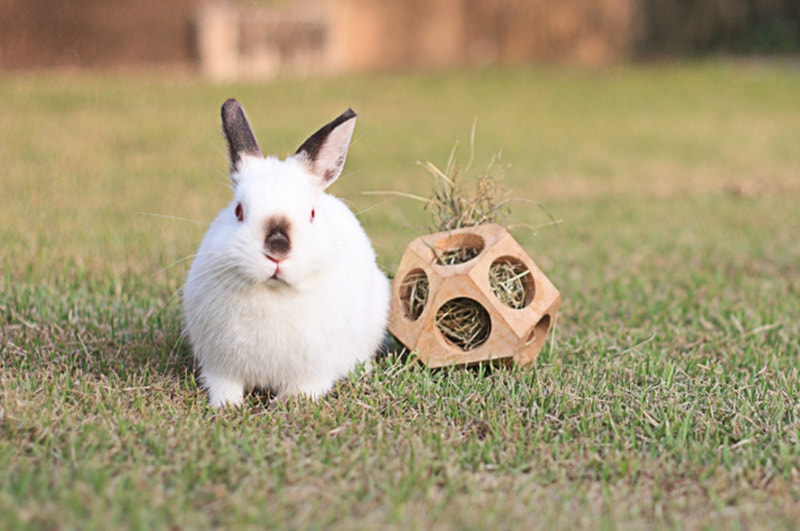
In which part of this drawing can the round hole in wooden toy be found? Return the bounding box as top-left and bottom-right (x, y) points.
(398, 268), (429, 321)
(489, 256), (535, 309)
(432, 233), (485, 266)
(435, 297), (492, 351)
(525, 314), (551, 346)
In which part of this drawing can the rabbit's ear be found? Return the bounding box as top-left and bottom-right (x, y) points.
(221, 98), (262, 175)
(295, 109), (357, 188)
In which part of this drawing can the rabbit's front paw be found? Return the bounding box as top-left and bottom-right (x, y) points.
(203, 373), (245, 408)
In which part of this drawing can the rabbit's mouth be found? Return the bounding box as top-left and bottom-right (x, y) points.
(266, 272), (290, 288)
(265, 255), (284, 279)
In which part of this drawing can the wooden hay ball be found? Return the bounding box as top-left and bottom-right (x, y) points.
(389, 223), (561, 368)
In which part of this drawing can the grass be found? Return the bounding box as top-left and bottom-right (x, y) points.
(1, 60), (799, 528)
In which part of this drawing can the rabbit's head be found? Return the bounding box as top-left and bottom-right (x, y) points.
(214, 99), (357, 289)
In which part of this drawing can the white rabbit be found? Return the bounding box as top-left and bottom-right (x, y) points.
(183, 99), (390, 407)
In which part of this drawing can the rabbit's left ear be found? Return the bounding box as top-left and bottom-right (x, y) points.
(221, 98), (262, 175)
(295, 109), (357, 189)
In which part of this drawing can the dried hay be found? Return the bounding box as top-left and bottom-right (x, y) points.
(422, 141), (510, 232)
(362, 127), (512, 233)
(434, 246), (481, 266)
(489, 260), (532, 309)
(400, 270), (429, 320)
(435, 297), (491, 351)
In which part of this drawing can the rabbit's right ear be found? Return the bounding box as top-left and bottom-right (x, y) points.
(221, 98), (262, 177)
(294, 109), (357, 190)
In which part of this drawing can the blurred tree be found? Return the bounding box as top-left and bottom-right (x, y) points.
(639, 0), (800, 55)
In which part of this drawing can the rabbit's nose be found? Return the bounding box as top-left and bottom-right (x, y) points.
(265, 231), (290, 260)
(264, 215), (292, 261)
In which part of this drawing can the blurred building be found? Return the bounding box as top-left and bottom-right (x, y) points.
(0, 0), (197, 68)
(1, 0), (798, 78)
(194, 0), (639, 80)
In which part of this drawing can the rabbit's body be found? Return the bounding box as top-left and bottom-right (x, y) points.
(183, 101), (389, 407)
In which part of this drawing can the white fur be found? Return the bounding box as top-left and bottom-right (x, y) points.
(183, 153), (390, 407)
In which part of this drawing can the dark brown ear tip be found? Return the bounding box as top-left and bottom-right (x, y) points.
(221, 98), (242, 118)
(342, 108), (357, 120)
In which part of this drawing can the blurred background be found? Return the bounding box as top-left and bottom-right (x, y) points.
(1, 0), (798, 278)
(1, 0), (799, 78)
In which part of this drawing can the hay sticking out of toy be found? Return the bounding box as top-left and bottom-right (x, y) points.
(435, 297), (491, 351)
(422, 144), (510, 232)
(399, 269), (429, 320)
(489, 259), (534, 309)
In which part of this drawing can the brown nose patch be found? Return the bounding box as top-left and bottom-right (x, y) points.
(264, 216), (291, 259)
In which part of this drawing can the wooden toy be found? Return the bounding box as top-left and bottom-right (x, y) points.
(389, 223), (561, 367)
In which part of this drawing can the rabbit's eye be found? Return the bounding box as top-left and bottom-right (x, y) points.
(310, 208), (316, 223)
(235, 202), (244, 222)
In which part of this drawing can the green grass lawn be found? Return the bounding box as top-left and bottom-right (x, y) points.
(1, 61), (799, 529)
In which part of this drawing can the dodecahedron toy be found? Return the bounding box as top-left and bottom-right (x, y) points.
(388, 223), (561, 368)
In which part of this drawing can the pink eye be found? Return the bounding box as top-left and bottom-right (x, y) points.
(235, 202), (244, 222)
(310, 208), (316, 223)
